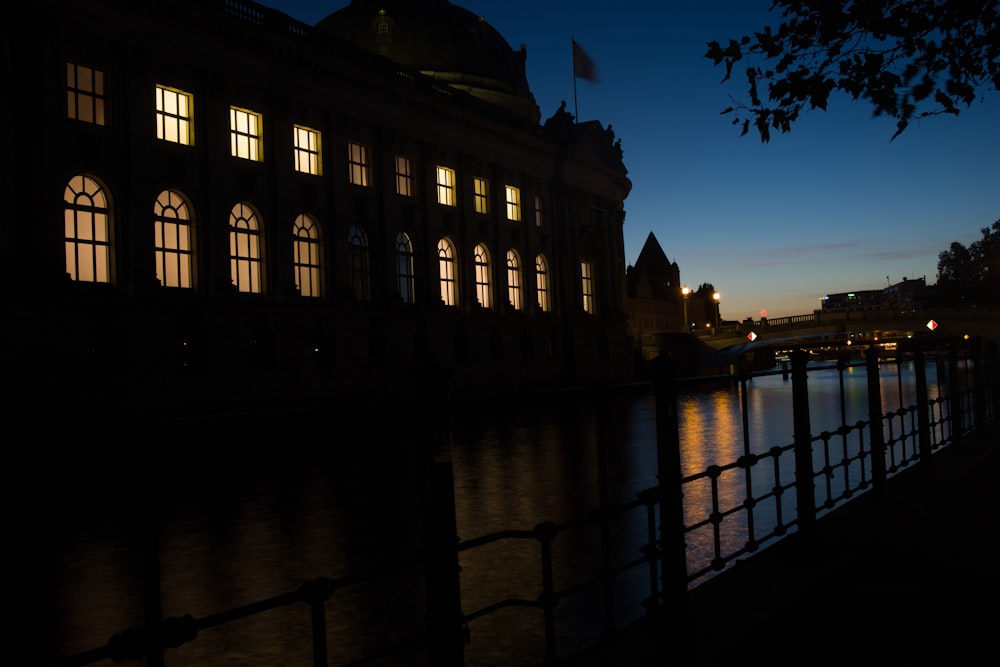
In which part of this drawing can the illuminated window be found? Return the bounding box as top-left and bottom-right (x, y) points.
(536, 253), (550, 312)
(436, 166), (456, 206)
(505, 185), (521, 222)
(396, 155), (413, 196)
(230, 107), (262, 161)
(581, 261), (595, 315)
(348, 224), (371, 300)
(348, 142), (370, 187)
(156, 85), (194, 145)
(293, 214), (322, 297)
(474, 243), (492, 309)
(507, 249), (522, 311)
(64, 175), (111, 283)
(293, 125), (321, 175)
(154, 190), (193, 288)
(229, 202), (263, 293)
(534, 195), (543, 227)
(67, 63), (106, 126)
(474, 177), (489, 214)
(396, 232), (415, 303)
(438, 237), (458, 306)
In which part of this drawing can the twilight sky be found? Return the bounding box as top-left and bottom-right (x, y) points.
(263, 0), (999, 320)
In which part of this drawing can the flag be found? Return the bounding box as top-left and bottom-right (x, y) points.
(572, 39), (598, 82)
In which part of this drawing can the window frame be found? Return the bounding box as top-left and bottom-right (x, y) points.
(506, 249), (522, 311)
(348, 224), (371, 300)
(436, 166), (456, 207)
(395, 155), (413, 196)
(536, 253), (551, 313)
(156, 84), (194, 146)
(581, 260), (595, 315)
(64, 175), (112, 284)
(474, 243), (493, 309)
(293, 125), (322, 176)
(505, 185), (522, 222)
(474, 177), (489, 214)
(153, 189), (194, 289)
(229, 202), (263, 293)
(348, 142), (370, 187)
(293, 213), (322, 298)
(230, 106), (263, 161)
(396, 232), (415, 304)
(67, 62), (107, 126)
(438, 237), (458, 306)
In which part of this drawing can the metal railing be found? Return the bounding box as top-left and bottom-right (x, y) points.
(50, 336), (997, 667)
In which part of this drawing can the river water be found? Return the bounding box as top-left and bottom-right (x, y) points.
(7, 358), (948, 666)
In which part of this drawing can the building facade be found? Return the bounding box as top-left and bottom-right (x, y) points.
(1, 0), (634, 429)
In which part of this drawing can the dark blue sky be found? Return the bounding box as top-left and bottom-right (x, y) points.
(264, 1), (999, 319)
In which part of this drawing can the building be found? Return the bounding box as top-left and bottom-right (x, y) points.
(625, 231), (721, 371)
(626, 232), (683, 339)
(819, 277), (929, 314)
(1, 0), (636, 430)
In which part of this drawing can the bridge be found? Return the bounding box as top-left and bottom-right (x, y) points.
(639, 308), (1000, 375)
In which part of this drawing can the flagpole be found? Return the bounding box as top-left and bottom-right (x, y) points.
(572, 36), (579, 123)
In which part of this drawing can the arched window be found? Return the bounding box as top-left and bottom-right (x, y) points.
(396, 232), (415, 304)
(154, 189), (193, 288)
(474, 243), (492, 309)
(64, 175), (111, 283)
(437, 237), (458, 307)
(536, 253), (551, 313)
(293, 214), (322, 297)
(229, 202), (262, 293)
(507, 249), (522, 311)
(348, 224), (370, 300)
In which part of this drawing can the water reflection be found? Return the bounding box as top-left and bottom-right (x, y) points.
(10, 359), (954, 667)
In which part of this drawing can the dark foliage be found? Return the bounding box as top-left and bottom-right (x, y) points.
(936, 220), (1000, 306)
(705, 0), (1000, 141)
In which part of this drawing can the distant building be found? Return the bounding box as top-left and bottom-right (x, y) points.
(625, 231), (720, 368)
(626, 232), (682, 339)
(1, 0), (635, 427)
(820, 277), (929, 313)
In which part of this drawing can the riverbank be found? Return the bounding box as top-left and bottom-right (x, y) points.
(562, 419), (1000, 665)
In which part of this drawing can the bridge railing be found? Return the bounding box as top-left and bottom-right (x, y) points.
(50, 336), (998, 667)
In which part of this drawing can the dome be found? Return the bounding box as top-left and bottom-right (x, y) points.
(314, 0), (541, 122)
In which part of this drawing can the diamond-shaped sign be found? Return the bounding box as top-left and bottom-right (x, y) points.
(926, 320), (938, 331)
(747, 331), (758, 341)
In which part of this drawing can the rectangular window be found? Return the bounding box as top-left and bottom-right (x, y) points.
(581, 261), (595, 315)
(396, 155), (413, 196)
(348, 142), (370, 186)
(230, 106), (262, 160)
(534, 195), (543, 227)
(293, 125), (321, 175)
(67, 63), (107, 126)
(437, 166), (456, 206)
(474, 177), (489, 214)
(156, 85), (195, 145)
(505, 185), (521, 222)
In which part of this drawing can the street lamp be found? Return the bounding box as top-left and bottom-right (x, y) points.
(681, 285), (690, 332)
(713, 291), (721, 329)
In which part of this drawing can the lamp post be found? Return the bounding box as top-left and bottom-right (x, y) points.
(681, 285), (690, 332)
(713, 291), (721, 330)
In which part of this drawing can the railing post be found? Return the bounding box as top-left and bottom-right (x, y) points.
(865, 346), (887, 488)
(790, 349), (816, 533)
(419, 364), (465, 667)
(649, 356), (690, 628)
(972, 337), (987, 431)
(948, 343), (964, 447)
(535, 521), (559, 665)
(914, 346), (932, 463)
(991, 341), (1000, 420)
(593, 383), (615, 635)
